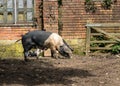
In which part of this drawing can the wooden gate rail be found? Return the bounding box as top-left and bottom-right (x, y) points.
(85, 23), (120, 55)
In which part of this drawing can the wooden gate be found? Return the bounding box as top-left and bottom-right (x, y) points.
(85, 23), (120, 55)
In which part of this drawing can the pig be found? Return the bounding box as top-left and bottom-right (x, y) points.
(21, 30), (73, 61)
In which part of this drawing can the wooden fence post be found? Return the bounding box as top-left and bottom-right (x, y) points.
(86, 27), (91, 55)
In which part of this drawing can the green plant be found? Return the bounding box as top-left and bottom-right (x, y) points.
(85, 0), (117, 13)
(85, 0), (97, 13)
(101, 0), (112, 9)
(58, 0), (62, 8)
(111, 43), (120, 54)
(58, 0), (63, 35)
(39, 0), (44, 30)
(91, 35), (107, 47)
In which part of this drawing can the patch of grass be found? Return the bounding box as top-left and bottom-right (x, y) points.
(73, 48), (85, 56)
(0, 43), (23, 58)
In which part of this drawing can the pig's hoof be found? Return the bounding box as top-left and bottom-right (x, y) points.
(58, 55), (64, 59)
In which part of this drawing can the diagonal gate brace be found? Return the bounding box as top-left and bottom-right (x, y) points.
(93, 28), (120, 42)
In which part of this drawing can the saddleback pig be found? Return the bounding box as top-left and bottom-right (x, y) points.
(21, 30), (73, 61)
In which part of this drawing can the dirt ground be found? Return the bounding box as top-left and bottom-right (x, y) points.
(0, 54), (120, 86)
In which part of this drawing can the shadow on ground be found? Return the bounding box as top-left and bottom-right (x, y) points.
(0, 58), (94, 86)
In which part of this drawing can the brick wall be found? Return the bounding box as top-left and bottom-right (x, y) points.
(60, 0), (86, 39)
(43, 0), (58, 33)
(0, 27), (36, 40)
(60, 0), (120, 39)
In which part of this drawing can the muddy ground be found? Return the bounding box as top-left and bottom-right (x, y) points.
(0, 54), (120, 86)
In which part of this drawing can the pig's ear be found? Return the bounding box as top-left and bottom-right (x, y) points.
(70, 47), (74, 51)
(63, 39), (74, 51)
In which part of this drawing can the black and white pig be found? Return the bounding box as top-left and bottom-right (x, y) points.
(21, 30), (73, 61)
